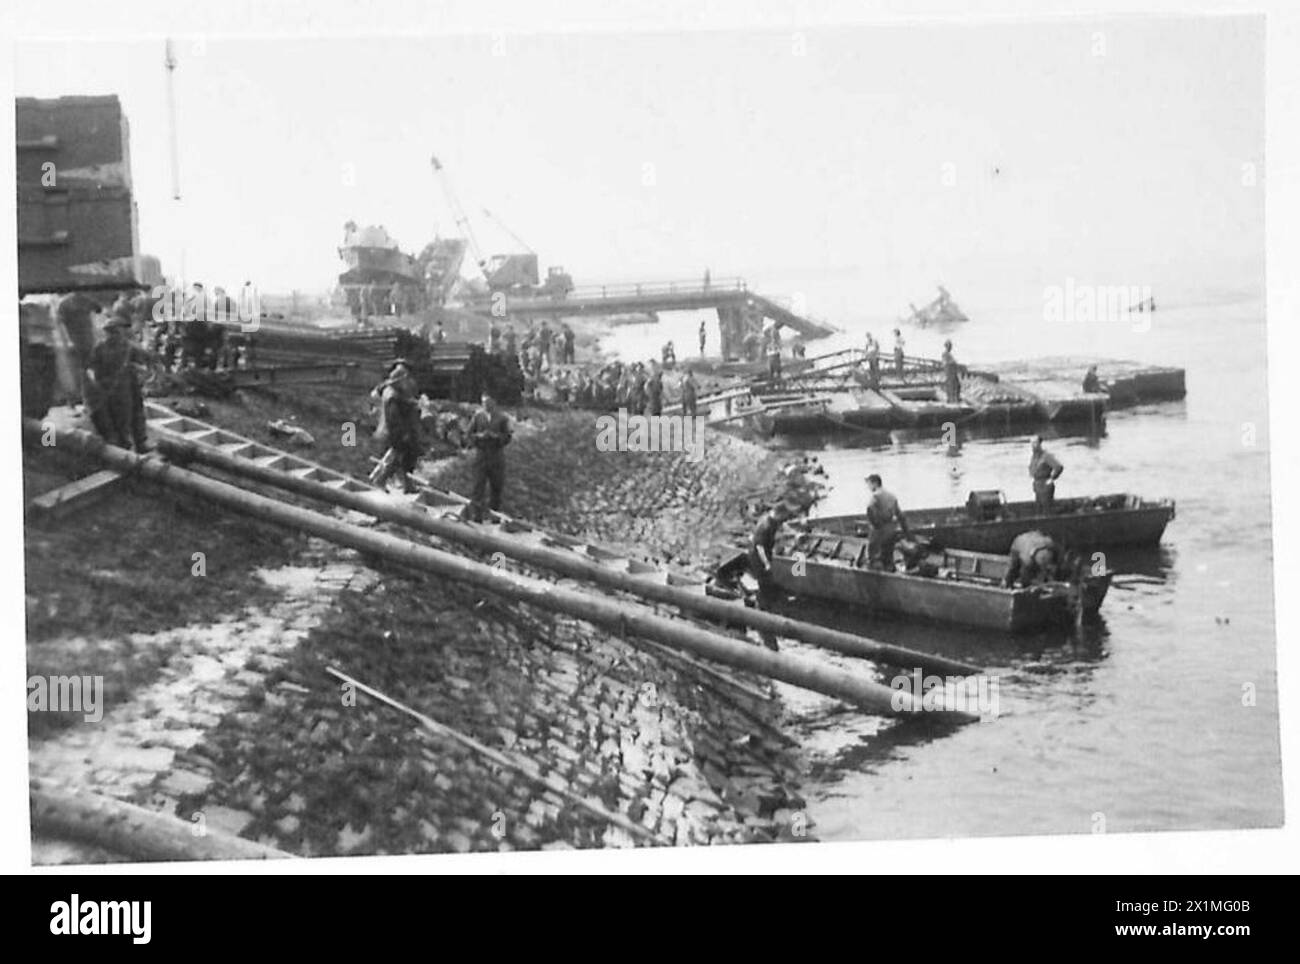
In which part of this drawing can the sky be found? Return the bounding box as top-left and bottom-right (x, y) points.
(13, 16), (1264, 322)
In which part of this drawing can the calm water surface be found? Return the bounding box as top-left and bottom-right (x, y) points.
(604, 287), (1282, 839)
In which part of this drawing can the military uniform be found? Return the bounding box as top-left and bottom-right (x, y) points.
(86, 324), (151, 451)
(941, 348), (961, 402)
(747, 509), (788, 647)
(681, 375), (698, 417)
(646, 370), (664, 416)
(468, 406), (512, 519)
(866, 486), (907, 571)
(866, 342), (881, 390)
(1004, 530), (1063, 587)
(1030, 447), (1064, 510)
(373, 379), (423, 490)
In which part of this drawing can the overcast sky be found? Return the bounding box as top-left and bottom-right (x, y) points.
(14, 16), (1263, 320)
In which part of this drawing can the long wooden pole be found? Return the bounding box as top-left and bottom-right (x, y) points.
(151, 433), (980, 678)
(28, 421), (975, 722)
(30, 778), (291, 862)
(324, 668), (663, 845)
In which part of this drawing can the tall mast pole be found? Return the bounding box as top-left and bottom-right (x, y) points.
(164, 39), (181, 201)
(164, 39), (183, 288)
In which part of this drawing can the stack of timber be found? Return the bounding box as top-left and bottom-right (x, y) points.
(334, 327), (525, 403)
(226, 322), (525, 403)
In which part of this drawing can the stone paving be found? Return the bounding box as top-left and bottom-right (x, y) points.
(30, 410), (816, 862)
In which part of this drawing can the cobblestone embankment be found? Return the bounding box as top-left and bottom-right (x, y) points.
(31, 409), (814, 860)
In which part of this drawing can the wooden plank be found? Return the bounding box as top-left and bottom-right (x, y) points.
(28, 469), (125, 520)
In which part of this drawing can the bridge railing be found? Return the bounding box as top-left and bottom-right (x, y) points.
(524, 277), (750, 302)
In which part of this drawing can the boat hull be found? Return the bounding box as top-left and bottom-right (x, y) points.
(809, 493), (1174, 554)
(770, 554), (1110, 633)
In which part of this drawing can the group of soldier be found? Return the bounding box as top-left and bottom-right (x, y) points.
(368, 358), (512, 520)
(346, 282), (420, 324)
(861, 329), (964, 401)
(746, 433), (1076, 626)
(554, 359), (700, 416)
(486, 319), (577, 378)
(736, 324), (806, 379)
(59, 282), (254, 454)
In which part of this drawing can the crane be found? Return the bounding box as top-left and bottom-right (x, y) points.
(430, 154), (488, 276)
(480, 207), (535, 255)
(482, 206), (573, 297)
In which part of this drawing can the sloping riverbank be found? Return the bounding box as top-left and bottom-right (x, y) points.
(27, 389), (814, 861)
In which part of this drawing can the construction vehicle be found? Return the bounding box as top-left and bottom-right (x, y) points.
(336, 221), (424, 322)
(430, 157), (574, 299)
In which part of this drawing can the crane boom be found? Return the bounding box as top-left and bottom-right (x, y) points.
(430, 155), (487, 276)
(481, 207), (535, 255)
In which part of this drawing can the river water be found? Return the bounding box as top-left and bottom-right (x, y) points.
(602, 281), (1283, 840)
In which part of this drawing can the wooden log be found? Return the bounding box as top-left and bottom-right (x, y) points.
(26, 420), (976, 721)
(152, 431), (980, 678)
(30, 779), (291, 863)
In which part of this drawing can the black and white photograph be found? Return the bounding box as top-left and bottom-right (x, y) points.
(5, 1), (1296, 881)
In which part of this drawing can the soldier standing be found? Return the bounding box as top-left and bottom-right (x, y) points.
(371, 362), (423, 493)
(865, 333), (881, 391)
(893, 328), (906, 378)
(747, 496), (799, 650)
(864, 473), (909, 571)
(766, 325), (782, 382)
(628, 364), (647, 414)
(681, 370), (699, 417)
(646, 364), (664, 416)
(85, 313), (154, 452)
(698, 320), (707, 357)
(466, 393), (512, 521)
(941, 339), (962, 402)
(537, 322), (554, 364)
(1029, 435), (1064, 510)
(561, 322), (576, 363)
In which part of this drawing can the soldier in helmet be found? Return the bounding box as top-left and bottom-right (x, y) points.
(371, 361), (423, 493)
(85, 312), (155, 452)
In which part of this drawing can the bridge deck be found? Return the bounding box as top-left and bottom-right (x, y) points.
(469, 278), (837, 339)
